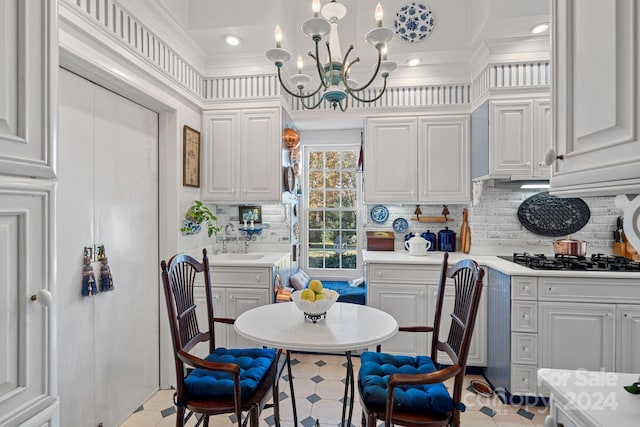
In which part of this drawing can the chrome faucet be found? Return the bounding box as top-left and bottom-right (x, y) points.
(221, 223), (236, 253)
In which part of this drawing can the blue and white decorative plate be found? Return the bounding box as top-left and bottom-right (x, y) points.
(393, 217), (409, 233)
(394, 3), (435, 43)
(370, 205), (389, 223)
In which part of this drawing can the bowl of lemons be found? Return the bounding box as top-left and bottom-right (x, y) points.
(291, 280), (339, 322)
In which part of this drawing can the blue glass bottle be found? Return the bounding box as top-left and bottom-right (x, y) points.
(437, 227), (456, 252)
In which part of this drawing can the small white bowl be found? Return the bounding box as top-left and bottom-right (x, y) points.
(291, 289), (339, 316)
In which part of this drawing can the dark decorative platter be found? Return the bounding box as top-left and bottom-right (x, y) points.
(517, 192), (591, 237)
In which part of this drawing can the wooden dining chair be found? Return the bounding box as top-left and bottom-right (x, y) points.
(358, 252), (485, 427)
(160, 248), (285, 427)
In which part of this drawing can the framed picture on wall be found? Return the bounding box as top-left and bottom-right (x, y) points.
(183, 125), (200, 187)
(239, 205), (262, 225)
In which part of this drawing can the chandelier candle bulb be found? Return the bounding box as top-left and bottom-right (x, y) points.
(312, 0), (320, 17)
(297, 55), (304, 73)
(375, 3), (383, 27)
(381, 46), (388, 61)
(274, 25), (282, 48)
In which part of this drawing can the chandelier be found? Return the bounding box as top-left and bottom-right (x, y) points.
(266, 0), (397, 111)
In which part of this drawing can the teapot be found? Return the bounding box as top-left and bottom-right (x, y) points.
(404, 234), (432, 256)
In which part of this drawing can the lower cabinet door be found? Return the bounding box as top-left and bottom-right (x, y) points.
(0, 179), (57, 426)
(539, 302), (615, 371)
(368, 283), (428, 355)
(617, 304), (640, 373)
(227, 288), (271, 348)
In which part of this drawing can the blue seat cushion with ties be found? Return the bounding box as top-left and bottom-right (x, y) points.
(183, 347), (276, 400)
(359, 352), (465, 414)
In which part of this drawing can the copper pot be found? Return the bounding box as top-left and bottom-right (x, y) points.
(552, 237), (587, 256)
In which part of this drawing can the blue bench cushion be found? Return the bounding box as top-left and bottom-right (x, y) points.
(321, 281), (366, 305)
(359, 351), (464, 414)
(183, 347), (276, 401)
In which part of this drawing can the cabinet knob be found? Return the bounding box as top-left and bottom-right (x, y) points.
(523, 346), (529, 353)
(543, 148), (564, 166)
(30, 289), (52, 307)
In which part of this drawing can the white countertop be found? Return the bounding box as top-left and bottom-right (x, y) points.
(208, 251), (290, 267)
(362, 250), (640, 279)
(538, 369), (640, 427)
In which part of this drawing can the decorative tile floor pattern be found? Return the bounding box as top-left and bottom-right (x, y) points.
(121, 352), (549, 426)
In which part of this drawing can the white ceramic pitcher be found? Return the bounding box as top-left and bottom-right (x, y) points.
(404, 234), (432, 255)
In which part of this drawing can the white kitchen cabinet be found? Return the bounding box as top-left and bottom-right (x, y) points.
(364, 115), (469, 204)
(471, 98), (551, 181)
(488, 272), (640, 397)
(539, 302), (615, 372)
(366, 262), (486, 366)
(0, 0), (57, 179)
(550, 0), (640, 196)
(0, 178), (57, 426)
(201, 108), (282, 203)
(418, 116), (470, 203)
(617, 305), (640, 373)
(364, 117), (418, 203)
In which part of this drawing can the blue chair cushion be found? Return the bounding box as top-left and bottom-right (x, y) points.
(320, 281), (366, 305)
(184, 347), (276, 400)
(359, 351), (464, 414)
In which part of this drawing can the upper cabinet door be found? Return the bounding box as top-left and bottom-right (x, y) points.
(241, 108), (281, 202)
(202, 111), (241, 202)
(418, 116), (470, 203)
(532, 99), (552, 178)
(551, 0), (640, 195)
(0, 1), (57, 178)
(489, 100), (533, 177)
(364, 117), (418, 203)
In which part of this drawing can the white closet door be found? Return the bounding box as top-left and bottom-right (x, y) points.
(57, 69), (159, 427)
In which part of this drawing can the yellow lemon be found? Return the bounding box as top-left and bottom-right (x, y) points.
(308, 279), (323, 294)
(300, 289), (316, 301)
(314, 292), (326, 301)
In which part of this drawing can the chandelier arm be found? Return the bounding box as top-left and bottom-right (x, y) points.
(310, 41), (328, 89)
(298, 91), (326, 110)
(343, 77), (388, 104)
(337, 96), (349, 112)
(325, 41), (336, 85)
(276, 67), (324, 99)
(343, 46), (383, 92)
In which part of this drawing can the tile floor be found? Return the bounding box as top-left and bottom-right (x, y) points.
(121, 352), (549, 427)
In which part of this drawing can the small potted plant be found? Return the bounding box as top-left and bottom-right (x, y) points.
(180, 200), (222, 237)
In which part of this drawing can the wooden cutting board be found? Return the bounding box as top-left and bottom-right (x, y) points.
(460, 208), (471, 253)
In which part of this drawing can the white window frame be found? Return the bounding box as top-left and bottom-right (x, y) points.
(300, 130), (364, 280)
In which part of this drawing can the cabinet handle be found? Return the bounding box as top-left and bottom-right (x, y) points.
(523, 346), (529, 353)
(525, 162), (531, 167)
(548, 286), (555, 293)
(522, 314), (529, 319)
(256, 275), (261, 282)
(606, 312), (613, 318)
(522, 285), (529, 292)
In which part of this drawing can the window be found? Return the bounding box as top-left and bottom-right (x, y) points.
(306, 148), (359, 270)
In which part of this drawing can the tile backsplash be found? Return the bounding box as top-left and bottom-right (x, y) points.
(365, 186), (622, 255)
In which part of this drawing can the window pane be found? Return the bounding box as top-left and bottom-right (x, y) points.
(325, 211), (340, 229)
(309, 190), (324, 208)
(342, 171), (356, 188)
(341, 190), (356, 208)
(326, 151), (339, 169)
(342, 211), (356, 229)
(342, 151), (357, 169)
(309, 171), (324, 189)
(326, 190), (340, 208)
(308, 210), (324, 228)
(325, 171), (340, 189)
(309, 152), (324, 169)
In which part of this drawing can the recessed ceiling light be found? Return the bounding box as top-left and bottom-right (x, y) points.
(529, 22), (549, 34)
(224, 35), (241, 46)
(406, 58), (421, 67)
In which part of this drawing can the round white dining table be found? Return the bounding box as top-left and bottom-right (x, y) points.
(234, 302), (399, 426)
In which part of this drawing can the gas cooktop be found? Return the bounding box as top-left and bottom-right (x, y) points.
(498, 253), (640, 272)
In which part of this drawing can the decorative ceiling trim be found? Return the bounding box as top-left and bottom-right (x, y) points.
(62, 0), (550, 110)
